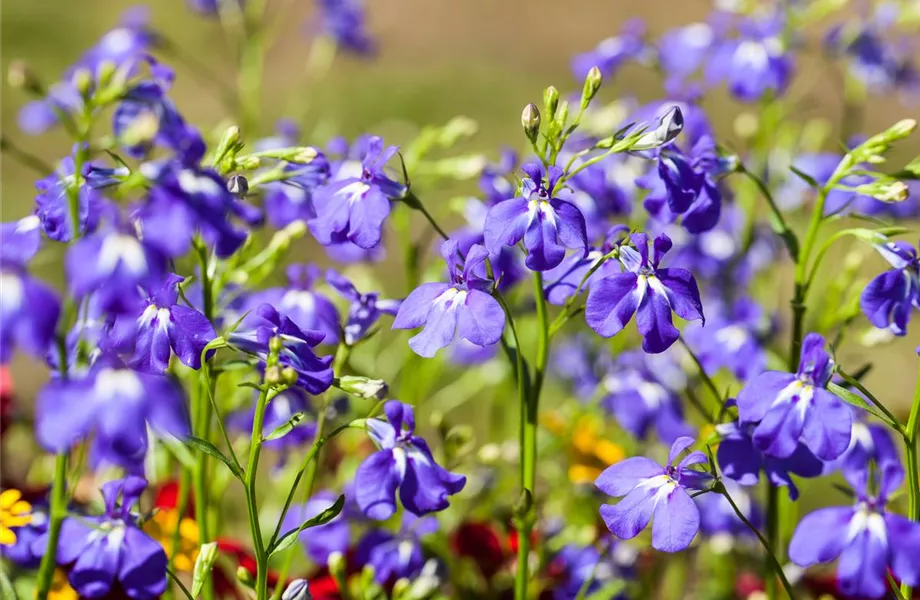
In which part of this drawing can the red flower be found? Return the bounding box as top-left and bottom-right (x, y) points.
(451, 521), (507, 579)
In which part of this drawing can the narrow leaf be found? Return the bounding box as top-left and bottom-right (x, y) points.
(788, 165), (820, 189)
(264, 412), (305, 442)
(827, 383), (899, 429)
(269, 494), (345, 557)
(185, 436), (242, 479)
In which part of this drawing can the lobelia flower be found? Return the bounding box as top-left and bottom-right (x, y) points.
(716, 419), (823, 500)
(551, 542), (632, 600)
(34, 148), (106, 242)
(354, 401), (465, 520)
(314, 0), (376, 55)
(106, 273), (215, 373)
(66, 219), (168, 315)
(33, 477), (168, 599)
(229, 304), (334, 395)
(1, 505), (46, 567)
(571, 19), (648, 81)
(309, 136), (406, 249)
(705, 14), (793, 102)
(860, 237), (920, 336)
(281, 490), (351, 565)
(551, 334), (602, 399)
(682, 297), (770, 382)
(186, 0), (243, 16)
(694, 479), (761, 540)
(825, 404), (901, 480)
(249, 264), (341, 344)
(600, 350), (693, 443)
(452, 197), (524, 292)
(325, 269), (400, 345)
(543, 224), (629, 306)
(657, 21), (722, 84)
(595, 436), (710, 552)
(261, 147), (331, 229)
(36, 355), (189, 469)
(789, 463), (920, 599)
(586, 232), (704, 353)
(0, 216), (61, 363)
(478, 148), (518, 206)
(355, 513), (438, 585)
(483, 163), (588, 271)
(737, 332), (853, 461)
(392, 239), (505, 358)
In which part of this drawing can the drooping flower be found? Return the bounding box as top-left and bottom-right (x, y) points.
(393, 240), (504, 358)
(35, 356), (189, 469)
(586, 232), (704, 353)
(571, 19), (648, 81)
(0, 216), (61, 363)
(248, 264), (341, 344)
(736, 332), (853, 461)
(716, 419), (823, 500)
(705, 14), (793, 102)
(228, 304), (334, 395)
(33, 477), (167, 599)
(281, 490), (351, 565)
(595, 436), (710, 552)
(355, 513), (438, 585)
(108, 273), (216, 373)
(354, 401), (465, 520)
(0, 489), (32, 546)
(34, 149), (106, 242)
(309, 136), (405, 249)
(483, 163), (588, 271)
(325, 269), (400, 345)
(860, 238), (920, 336)
(789, 463), (920, 599)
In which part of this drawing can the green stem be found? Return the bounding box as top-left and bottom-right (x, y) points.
(245, 384), (271, 600)
(35, 454), (68, 599)
(900, 361), (920, 598)
(720, 484), (796, 599)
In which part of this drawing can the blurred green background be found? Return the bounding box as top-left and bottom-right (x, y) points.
(2, 0), (919, 412)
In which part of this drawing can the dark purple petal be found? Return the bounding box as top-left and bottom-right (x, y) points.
(483, 197), (530, 254)
(836, 523), (889, 599)
(550, 199), (588, 255)
(736, 372), (797, 424)
(117, 527), (168, 599)
(168, 305), (216, 369)
(585, 273), (640, 337)
(885, 513), (920, 588)
(752, 398), (804, 459)
(399, 447), (467, 516)
(35, 379), (97, 453)
(801, 389), (852, 461)
(654, 269), (704, 324)
(860, 269), (912, 335)
(355, 449), (403, 520)
(635, 282), (680, 353)
(69, 534), (121, 597)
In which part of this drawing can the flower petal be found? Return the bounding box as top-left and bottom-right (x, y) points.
(392, 283), (450, 330)
(800, 389), (852, 461)
(736, 372), (796, 424)
(651, 486), (699, 552)
(355, 449), (403, 521)
(595, 457), (664, 498)
(483, 197), (530, 254)
(585, 273), (641, 338)
(635, 280), (679, 353)
(788, 506), (852, 566)
(456, 289), (505, 347)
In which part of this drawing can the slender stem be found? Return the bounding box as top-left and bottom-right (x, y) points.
(0, 135), (54, 175)
(35, 454), (68, 599)
(245, 384), (271, 599)
(836, 369), (902, 432)
(677, 337), (722, 418)
(720, 485), (796, 599)
(900, 361), (920, 597)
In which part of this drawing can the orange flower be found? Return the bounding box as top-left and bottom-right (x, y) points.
(144, 508), (200, 571)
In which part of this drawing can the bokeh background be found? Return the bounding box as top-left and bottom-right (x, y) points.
(2, 0), (919, 424)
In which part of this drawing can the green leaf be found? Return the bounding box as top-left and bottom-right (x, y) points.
(788, 164), (820, 189)
(185, 436), (242, 479)
(237, 381), (263, 392)
(269, 494), (345, 557)
(827, 382), (899, 429)
(264, 412), (305, 442)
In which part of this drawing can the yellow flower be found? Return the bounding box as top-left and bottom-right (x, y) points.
(144, 509), (200, 572)
(48, 569), (78, 600)
(0, 489), (32, 546)
(567, 418), (626, 484)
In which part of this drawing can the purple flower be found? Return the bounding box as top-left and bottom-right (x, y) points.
(716, 419), (823, 500)
(694, 479), (761, 538)
(282, 490), (350, 565)
(228, 304), (334, 395)
(36, 359), (189, 469)
(571, 19), (647, 81)
(34, 150), (106, 242)
(186, 0), (243, 16)
(483, 163), (588, 271)
(0, 217), (61, 363)
(452, 197), (524, 292)
(551, 543), (630, 600)
(682, 297), (769, 382)
(65, 223), (167, 315)
(479, 148), (518, 206)
(33, 477), (167, 599)
(326, 269), (400, 346)
(354, 401), (465, 520)
(249, 265), (341, 344)
(737, 332), (853, 461)
(586, 232), (704, 353)
(789, 463), (920, 599)
(658, 22), (720, 82)
(600, 350), (693, 443)
(543, 225), (629, 306)
(595, 436), (709, 552)
(393, 240), (505, 358)
(355, 513), (438, 585)
(2, 508), (47, 568)
(315, 0), (375, 55)
(551, 334), (602, 399)
(705, 15), (793, 102)
(860, 238), (920, 336)
(309, 136), (405, 249)
(826, 404), (901, 481)
(107, 274), (216, 373)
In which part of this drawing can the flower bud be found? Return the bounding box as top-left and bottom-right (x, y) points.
(236, 566), (254, 587)
(268, 336), (283, 355)
(281, 579), (312, 600)
(856, 179), (909, 203)
(631, 105), (684, 150)
(234, 155), (261, 170)
(336, 375), (389, 400)
(580, 66), (603, 109)
(281, 366), (299, 386)
(289, 146), (319, 164)
(72, 68), (94, 98)
(191, 542), (219, 598)
(227, 174), (249, 197)
(521, 103), (541, 143)
(95, 60), (117, 90)
(7, 60), (43, 95)
(886, 118), (917, 141)
(543, 85), (560, 118)
(265, 366), (283, 386)
(554, 100), (570, 129)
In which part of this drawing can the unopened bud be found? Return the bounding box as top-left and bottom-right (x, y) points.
(336, 375), (388, 400)
(227, 174), (249, 197)
(268, 336), (283, 355)
(281, 366), (298, 386)
(554, 100), (570, 128)
(856, 179), (909, 203)
(631, 105), (684, 151)
(543, 85), (560, 118)
(580, 66), (603, 109)
(234, 155), (261, 170)
(289, 146), (319, 164)
(521, 103), (541, 143)
(72, 68), (94, 98)
(96, 60), (117, 89)
(281, 579), (312, 600)
(887, 118), (917, 140)
(7, 60), (42, 95)
(191, 542), (219, 599)
(236, 566), (254, 587)
(265, 366), (283, 386)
